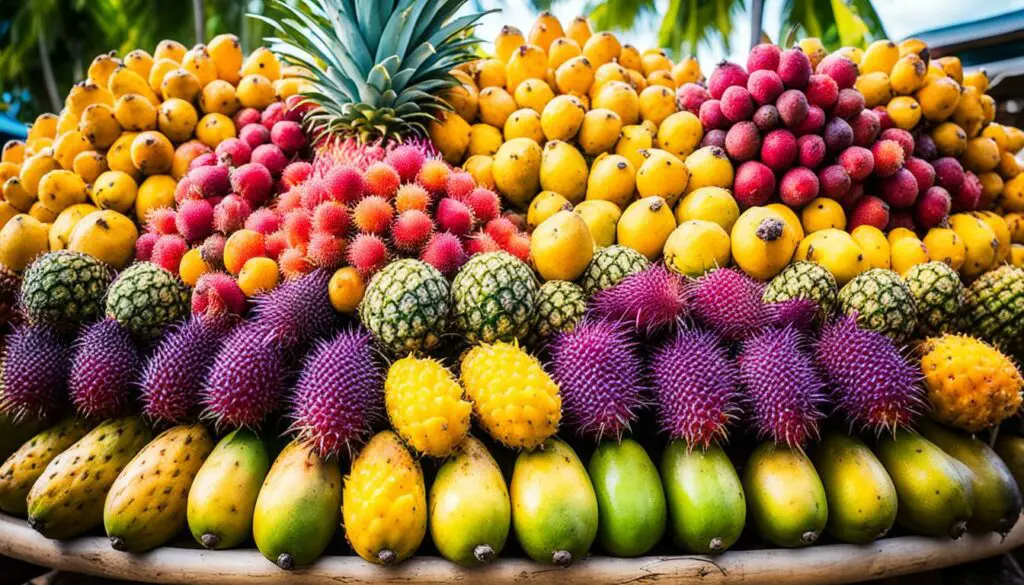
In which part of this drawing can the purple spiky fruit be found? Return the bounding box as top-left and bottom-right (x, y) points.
(141, 317), (232, 425)
(203, 322), (287, 429)
(816, 316), (923, 431)
(288, 327), (385, 458)
(69, 319), (141, 419)
(549, 319), (646, 441)
(592, 265), (688, 334)
(250, 269), (336, 349)
(649, 328), (741, 448)
(0, 324), (70, 422)
(692, 268), (766, 342)
(764, 298), (820, 331)
(739, 326), (828, 447)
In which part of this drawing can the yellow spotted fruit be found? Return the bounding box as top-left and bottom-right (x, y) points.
(0, 415), (47, 464)
(253, 440), (341, 568)
(949, 213), (999, 278)
(663, 220), (730, 277)
(617, 196), (676, 260)
(585, 154), (635, 209)
(429, 436), (510, 566)
(492, 137), (542, 209)
(813, 432), (896, 544)
(574, 200), (621, 247)
(511, 438), (598, 566)
(104, 424), (214, 552)
(67, 209), (138, 269)
(539, 140), (588, 204)
(916, 76), (961, 123)
(427, 111), (472, 165)
(684, 145), (733, 194)
(0, 417), (92, 515)
(676, 186), (740, 232)
(385, 356), (471, 458)
(344, 431), (426, 565)
(635, 148), (688, 207)
(731, 206), (800, 281)
(861, 40), (900, 75)
(918, 420), (1022, 535)
(527, 190), (572, 229)
(890, 236), (930, 276)
(875, 429), (974, 538)
(995, 435), (1024, 492)
(588, 438), (666, 557)
(743, 442), (828, 548)
(661, 440), (745, 554)
(851, 225), (891, 270)
(0, 214), (50, 272)
(655, 111), (702, 160)
(615, 124), (654, 171)
(187, 429), (271, 550)
(26, 416), (151, 540)
(795, 228), (868, 285)
(531, 210), (594, 281)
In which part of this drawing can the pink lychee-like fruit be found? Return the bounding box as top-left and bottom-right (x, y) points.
(797, 134), (826, 168)
(932, 157), (965, 193)
(701, 129), (727, 148)
(699, 99), (729, 130)
(776, 89), (809, 128)
(276, 189), (303, 213)
(278, 248), (312, 281)
(261, 102), (286, 129)
(395, 183), (432, 213)
(849, 195), (890, 230)
(324, 165), (366, 203)
(887, 210), (917, 231)
(747, 43), (782, 72)
(188, 153), (218, 171)
(385, 145), (426, 183)
(849, 109), (881, 147)
(805, 73), (839, 108)
(708, 61), (749, 99)
(676, 82), (711, 114)
(347, 233), (390, 276)
(213, 194), (252, 234)
(270, 120), (306, 156)
(871, 139), (906, 177)
(880, 128), (915, 159)
(734, 160), (776, 207)
(244, 208), (283, 235)
(200, 233), (227, 269)
(464, 187), (501, 223)
(216, 138), (252, 167)
(239, 124), (270, 149)
(777, 47), (812, 89)
(824, 117), (854, 153)
(816, 54), (859, 89)
(503, 232), (531, 263)
(725, 121), (761, 161)
(281, 161), (313, 188)
(953, 170), (982, 212)
(283, 209), (313, 248)
(465, 231), (502, 256)
(915, 186), (952, 228)
(881, 168), (920, 208)
(391, 209), (435, 253)
(250, 144), (288, 177)
(192, 272), (246, 317)
(146, 207), (178, 235)
(176, 199), (215, 243)
(135, 232), (158, 261)
(445, 171), (477, 201)
(747, 69), (784, 106)
(780, 167), (820, 207)
(818, 164), (851, 200)
(832, 87), (866, 119)
(232, 107), (262, 129)
(312, 201), (349, 237)
(436, 197), (475, 236)
(151, 234), (188, 273)
(903, 157), (935, 193)
(914, 133), (938, 161)
(363, 161), (402, 199)
(752, 104), (780, 131)
(792, 104), (826, 136)
(720, 85), (754, 122)
(874, 105), (894, 130)
(839, 145), (875, 181)
(419, 232), (467, 277)
(484, 217), (518, 245)
(189, 165), (231, 198)
(298, 177), (331, 209)
(760, 129), (798, 172)
(264, 231), (288, 260)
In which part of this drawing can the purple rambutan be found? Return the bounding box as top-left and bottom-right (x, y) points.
(549, 319), (646, 441)
(68, 319), (141, 419)
(739, 326), (828, 447)
(141, 316), (231, 425)
(250, 269), (336, 349)
(591, 265), (688, 334)
(0, 324), (71, 421)
(691, 267), (766, 342)
(649, 328), (742, 448)
(764, 298), (820, 331)
(815, 316), (923, 432)
(203, 322), (287, 429)
(287, 327), (385, 458)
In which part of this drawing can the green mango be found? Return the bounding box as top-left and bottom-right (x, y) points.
(919, 420), (1022, 534)
(0, 414), (47, 462)
(252, 440), (341, 569)
(429, 435), (510, 566)
(0, 416), (92, 516)
(875, 428), (974, 538)
(511, 438), (598, 567)
(995, 434), (1024, 490)
(589, 438), (666, 557)
(743, 442), (828, 548)
(660, 440), (744, 553)
(813, 432), (897, 544)
(187, 429), (272, 549)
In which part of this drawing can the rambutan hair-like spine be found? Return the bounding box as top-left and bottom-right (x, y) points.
(591, 265), (689, 335)
(68, 319), (141, 420)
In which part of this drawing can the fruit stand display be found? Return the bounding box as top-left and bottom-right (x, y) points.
(0, 0), (1023, 583)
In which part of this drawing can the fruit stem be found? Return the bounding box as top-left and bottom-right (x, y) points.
(552, 550), (573, 567)
(200, 533), (220, 549)
(800, 530), (819, 545)
(378, 549), (398, 565)
(756, 217), (785, 242)
(708, 537), (724, 552)
(109, 536), (127, 551)
(473, 544), (495, 564)
(950, 521), (967, 540)
(276, 553), (294, 570)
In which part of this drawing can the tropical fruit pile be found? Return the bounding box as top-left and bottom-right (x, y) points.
(0, 0), (1023, 575)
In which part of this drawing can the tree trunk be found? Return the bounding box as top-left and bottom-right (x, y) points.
(193, 0), (205, 44)
(750, 0), (765, 51)
(36, 30), (60, 113)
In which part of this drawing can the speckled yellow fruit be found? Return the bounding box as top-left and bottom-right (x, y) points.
(617, 196), (676, 260)
(1002, 173), (1024, 213)
(154, 40), (187, 63)
(502, 109), (543, 144)
(684, 145), (733, 195)
(91, 170), (138, 214)
(161, 69), (202, 103)
(801, 198), (846, 233)
(889, 237), (929, 275)
(634, 148), (687, 207)
(850, 225), (891, 270)
(916, 76), (961, 123)
(123, 50), (154, 80)
(77, 103), (121, 150)
(887, 228), (918, 246)
(577, 108), (622, 156)
(664, 220), (730, 277)
(28, 201), (56, 223)
(590, 62), (629, 98)
(181, 47), (217, 88)
(932, 122), (967, 157)
(70, 151), (108, 186)
(0, 214), (48, 271)
(52, 130), (92, 170)
(540, 141), (588, 204)
(237, 256), (279, 296)
(531, 210), (594, 281)
(540, 95), (586, 142)
(953, 87), (985, 138)
(513, 79), (555, 114)
(135, 175), (177, 222)
(636, 85), (675, 127)
(477, 87), (516, 128)
(130, 131), (174, 176)
(574, 199), (621, 247)
(675, 186), (739, 232)
(88, 52), (120, 87)
(37, 169), (87, 213)
(236, 75), (276, 110)
(328, 266), (365, 313)
(200, 80), (241, 117)
(195, 113), (236, 149)
(731, 206), (799, 281)
(614, 124), (654, 171)
(656, 111), (702, 160)
(105, 132), (140, 177)
(554, 56), (595, 96)
(65, 81), (115, 119)
(528, 191), (572, 229)
(428, 112), (472, 165)
(972, 210), (1012, 265)
(462, 155), (495, 190)
(582, 31), (622, 68)
(206, 34), (243, 85)
(890, 54), (928, 95)
(949, 213), (998, 278)
(158, 98), (199, 143)
(179, 248), (213, 287)
(65, 209), (137, 268)
(886, 96), (922, 130)
(48, 203), (97, 251)
(18, 152), (60, 197)
(465, 124), (503, 159)
(445, 73), (479, 123)
(860, 40), (900, 75)
(922, 227), (966, 270)
(855, 72), (893, 108)
(798, 38), (827, 69)
(963, 137), (1000, 173)
(765, 203), (804, 241)
(109, 66), (160, 106)
(493, 138), (542, 209)
(589, 81), (637, 127)
(796, 228), (868, 285)
(2, 177), (33, 212)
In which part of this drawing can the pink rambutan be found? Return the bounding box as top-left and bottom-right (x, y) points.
(649, 327), (742, 448)
(739, 325), (828, 447)
(239, 124), (270, 150)
(260, 102), (286, 129)
(503, 232), (532, 263)
(323, 165), (365, 204)
(593, 265), (688, 335)
(484, 217), (518, 245)
(419, 232), (467, 278)
(465, 231), (501, 256)
(151, 234), (188, 273)
(391, 209), (434, 253)
(283, 209), (313, 248)
(348, 233), (390, 277)
(213, 194), (253, 234)
(436, 197), (475, 236)
(216, 138), (252, 167)
(871, 139), (906, 177)
(134, 232), (159, 262)
(465, 187), (501, 223)
(312, 201), (350, 237)
(251, 269), (336, 349)
(146, 207), (178, 235)
(203, 322), (287, 429)
(275, 188), (303, 213)
(691, 267), (766, 341)
(395, 183), (431, 213)
(549, 319), (647, 441)
(307, 234), (347, 269)
(174, 176), (202, 204)
(68, 319), (140, 419)
(200, 234), (227, 269)
(244, 208), (283, 235)
(281, 161), (313, 188)
(264, 230), (288, 260)
(363, 162), (401, 198)
(232, 107), (262, 129)
(445, 171), (477, 201)
(352, 195), (394, 234)
(188, 165), (231, 199)
(298, 177), (331, 209)
(385, 145), (426, 183)
(0, 324), (70, 421)
(192, 272), (246, 317)
(416, 159), (451, 194)
(278, 248), (313, 280)
(230, 163), (274, 206)
(250, 144), (288, 177)
(287, 327), (385, 458)
(188, 153), (218, 171)
(270, 120), (306, 156)
(175, 199), (215, 243)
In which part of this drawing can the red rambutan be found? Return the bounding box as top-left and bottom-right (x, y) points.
(151, 234), (188, 273)
(363, 161), (401, 198)
(465, 231), (501, 256)
(146, 207), (178, 235)
(436, 197), (474, 236)
(216, 138), (252, 167)
(312, 201), (350, 237)
(176, 199), (215, 243)
(298, 177), (331, 209)
(213, 194), (252, 234)
(307, 234), (347, 269)
(230, 163), (274, 207)
(416, 159), (451, 194)
(394, 183), (431, 213)
(244, 208), (283, 235)
(347, 233), (390, 276)
(465, 187), (501, 222)
(281, 161), (313, 188)
(391, 209), (435, 253)
(445, 171), (476, 201)
(323, 165), (365, 204)
(483, 217), (517, 245)
(352, 195), (394, 234)
(419, 232), (467, 278)
(192, 272), (246, 317)
(503, 232), (531, 263)
(385, 145), (426, 183)
(283, 209), (313, 248)
(264, 230), (288, 260)
(278, 247), (313, 280)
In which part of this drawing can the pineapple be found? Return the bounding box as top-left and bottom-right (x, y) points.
(837, 268), (918, 343)
(578, 244), (650, 297)
(460, 342), (561, 449)
(963, 265), (1024, 347)
(762, 260), (838, 318)
(384, 357), (471, 458)
(529, 280), (586, 343)
(451, 252), (539, 344)
(921, 334), (1023, 432)
(903, 261), (965, 336)
(359, 259), (450, 353)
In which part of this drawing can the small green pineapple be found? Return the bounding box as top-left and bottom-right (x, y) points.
(528, 280), (587, 345)
(451, 251), (539, 344)
(359, 259), (450, 354)
(21, 251), (112, 327)
(837, 268), (918, 343)
(903, 261), (964, 336)
(762, 261), (838, 317)
(964, 265), (1024, 348)
(105, 262), (189, 340)
(579, 245), (650, 297)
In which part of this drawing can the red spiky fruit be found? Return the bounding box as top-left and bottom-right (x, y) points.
(188, 165), (231, 198)
(391, 210), (434, 253)
(0, 325), (70, 421)
(484, 217), (517, 245)
(436, 198), (475, 236)
(880, 128), (915, 159)
(465, 187), (501, 223)
(270, 120), (306, 156)
(593, 265), (688, 335)
(264, 230), (288, 260)
(650, 327), (741, 448)
(283, 209), (312, 248)
(691, 267), (765, 341)
(68, 319), (140, 419)
(278, 248), (313, 280)
(203, 322), (287, 428)
(385, 145), (426, 183)
(347, 234), (390, 276)
(549, 319), (646, 441)
(352, 195), (395, 235)
(251, 269), (335, 349)
(445, 171), (477, 201)
(151, 235), (188, 273)
(416, 159), (451, 195)
(281, 161), (313, 188)
(324, 165), (365, 204)
(363, 162), (401, 198)
(135, 232), (158, 262)
(275, 189), (303, 214)
(251, 144), (287, 177)
(244, 208), (283, 235)
(299, 177), (331, 209)
(146, 207), (178, 235)
(465, 232), (501, 256)
(213, 195), (252, 234)
(312, 201), (349, 237)
(216, 138), (252, 167)
(200, 234), (227, 269)
(503, 232), (531, 263)
(419, 232), (467, 277)
(176, 199), (215, 243)
(307, 234), (347, 269)
(871, 139), (905, 177)
(230, 163), (274, 206)
(395, 183), (431, 213)
(192, 272), (246, 317)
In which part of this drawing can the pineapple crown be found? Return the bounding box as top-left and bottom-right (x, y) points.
(257, 0), (492, 143)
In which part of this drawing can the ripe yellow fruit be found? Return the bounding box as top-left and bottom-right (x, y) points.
(52, 130), (91, 170)
(463, 155), (495, 189)
(206, 34), (243, 85)
(494, 25), (526, 64)
(916, 76), (961, 123)
(105, 132), (140, 177)
(582, 32), (622, 68)
(445, 75), (479, 122)
(513, 78), (555, 114)
(614, 124), (654, 171)
(936, 56), (964, 83)
(548, 38), (582, 71)
(972, 210), (1012, 265)
(540, 94), (586, 141)
(963, 69), (989, 94)
(72, 151), (108, 185)
(48, 203), (97, 251)
(130, 131), (174, 175)
(798, 38), (827, 69)
(476, 58), (508, 88)
(635, 148), (688, 207)
(931, 122), (967, 157)
(952, 86), (985, 137)
(591, 81), (639, 126)
(664, 219), (731, 277)
(237, 256), (279, 296)
(328, 266), (365, 313)
(503, 108), (544, 143)
(949, 213), (998, 278)
(123, 49), (154, 80)
(181, 47), (218, 88)
(506, 45), (547, 94)
(922, 227), (966, 270)
(478, 87), (517, 128)
(236, 74), (276, 109)
(574, 199), (621, 247)
(88, 52), (121, 87)
(656, 111), (703, 161)
(889, 53), (927, 95)
(1002, 173), (1024, 212)
(492, 138), (542, 209)
(555, 55), (595, 95)
(886, 227), (917, 247)
(1, 140), (25, 165)
(91, 170), (138, 213)
(527, 191), (572, 229)
(55, 109), (79, 135)
(850, 225), (891, 269)
(79, 103), (122, 149)
(65, 81), (115, 119)
(860, 40), (900, 75)
(638, 85), (676, 127)
(158, 98), (200, 143)
(195, 113), (237, 149)
(240, 47), (281, 81)
(567, 16), (593, 48)
(897, 38), (928, 61)
(19, 151), (60, 197)
(148, 58), (178, 95)
(590, 62), (629, 98)
(889, 236), (929, 276)
(37, 170), (87, 213)
(113, 94), (158, 132)
(385, 357), (472, 458)
(577, 108), (622, 156)
(684, 145), (733, 195)
(1012, 244), (1024, 267)
(886, 96), (922, 130)
(675, 186), (739, 232)
(671, 56), (702, 86)
(108, 66), (160, 105)
(1, 177), (32, 212)
(466, 124), (503, 158)
(962, 137), (1000, 173)
(199, 80), (241, 116)
(795, 228), (868, 285)
(854, 72), (892, 108)
(530, 210), (594, 281)
(28, 201), (56, 223)
(585, 154), (635, 209)
(617, 196), (676, 260)
(731, 206), (799, 280)
(0, 214), (49, 271)
(179, 248), (212, 287)
(154, 40), (187, 63)
(800, 197), (847, 233)
(67, 209), (138, 268)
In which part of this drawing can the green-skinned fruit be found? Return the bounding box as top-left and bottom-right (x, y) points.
(919, 420), (1022, 535)
(253, 440), (341, 569)
(0, 414), (47, 462)
(589, 438), (666, 557)
(187, 429), (272, 550)
(511, 438), (598, 567)
(104, 424), (214, 552)
(743, 442), (828, 548)
(660, 440), (745, 553)
(429, 436), (510, 566)
(875, 429), (974, 538)
(26, 416), (152, 539)
(813, 432), (897, 544)
(0, 416), (92, 515)
(995, 434), (1024, 490)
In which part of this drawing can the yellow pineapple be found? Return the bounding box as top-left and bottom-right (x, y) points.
(385, 357), (471, 458)
(460, 342), (561, 449)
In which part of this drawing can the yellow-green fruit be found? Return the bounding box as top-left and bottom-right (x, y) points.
(851, 225), (891, 270)
(949, 213), (999, 278)
(385, 356), (472, 458)
(67, 209), (138, 268)
(684, 146), (734, 195)
(875, 429), (974, 538)
(493, 137), (542, 209)
(26, 416), (152, 540)
(429, 436), (511, 566)
(918, 420), (1022, 535)
(890, 236), (930, 276)
(813, 432), (897, 544)
(731, 206), (799, 281)
(589, 438), (666, 557)
(577, 108), (623, 155)
(540, 140), (588, 204)
(923, 227), (966, 270)
(527, 190), (572, 229)
(187, 429), (271, 550)
(104, 424), (214, 552)
(617, 196), (676, 260)
(344, 431), (426, 565)
(253, 440), (341, 569)
(0, 415), (47, 464)
(655, 111), (702, 160)
(635, 148), (688, 207)
(37, 169), (87, 213)
(663, 220), (730, 277)
(574, 200), (621, 247)
(427, 111), (472, 165)
(585, 154), (635, 209)
(614, 124), (654, 171)
(460, 342), (561, 450)
(744, 443), (828, 548)
(531, 210), (594, 281)
(796, 228), (868, 285)
(0, 214), (49, 272)
(512, 438), (598, 566)
(995, 435), (1024, 492)
(675, 186), (739, 232)
(0, 417), (92, 515)
(540, 94), (586, 141)
(661, 441), (745, 554)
